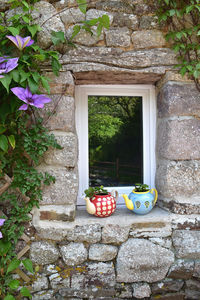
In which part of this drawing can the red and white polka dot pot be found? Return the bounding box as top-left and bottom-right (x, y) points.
(85, 192), (118, 217)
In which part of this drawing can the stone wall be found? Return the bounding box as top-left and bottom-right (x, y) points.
(1, 0), (200, 299)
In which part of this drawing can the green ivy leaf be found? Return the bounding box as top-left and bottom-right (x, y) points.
(97, 23), (103, 37)
(76, 0), (87, 14)
(0, 135), (8, 152)
(22, 258), (34, 274)
(7, 26), (20, 35)
(8, 135), (16, 149)
(8, 279), (20, 289)
(70, 25), (81, 40)
(0, 125), (6, 134)
(22, 15), (30, 23)
(12, 69), (20, 83)
(4, 295), (16, 300)
(193, 70), (200, 78)
(51, 31), (65, 45)
(41, 76), (50, 94)
(100, 15), (110, 29)
(0, 73), (12, 93)
(6, 258), (20, 274)
(0, 241), (11, 256)
(27, 24), (41, 37)
(20, 287), (32, 298)
(52, 57), (61, 76)
(28, 77), (38, 94)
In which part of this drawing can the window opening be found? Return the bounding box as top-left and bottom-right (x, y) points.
(88, 96), (143, 187)
(75, 85), (156, 206)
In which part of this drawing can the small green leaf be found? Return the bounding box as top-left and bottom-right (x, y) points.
(7, 258), (21, 274)
(180, 66), (187, 77)
(169, 9), (176, 16)
(12, 69), (20, 83)
(8, 26), (20, 36)
(22, 15), (30, 23)
(4, 295), (15, 300)
(51, 31), (65, 45)
(0, 135), (8, 152)
(193, 70), (200, 78)
(70, 25), (81, 40)
(20, 287), (32, 298)
(41, 76), (50, 94)
(8, 135), (15, 149)
(22, 258), (34, 274)
(21, 0), (29, 9)
(97, 23), (103, 37)
(0, 125), (6, 134)
(27, 24), (41, 37)
(28, 77), (38, 94)
(0, 73), (12, 93)
(76, 0), (87, 14)
(100, 15), (110, 29)
(9, 279), (20, 289)
(52, 57), (61, 76)
(0, 241), (11, 256)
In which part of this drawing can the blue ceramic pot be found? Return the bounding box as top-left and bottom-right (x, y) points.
(123, 189), (158, 215)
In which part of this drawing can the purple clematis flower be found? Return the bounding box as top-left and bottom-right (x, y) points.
(11, 86), (51, 110)
(0, 219), (5, 239)
(6, 35), (34, 50)
(0, 57), (19, 78)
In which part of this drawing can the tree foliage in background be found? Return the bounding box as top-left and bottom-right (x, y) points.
(157, 0), (200, 91)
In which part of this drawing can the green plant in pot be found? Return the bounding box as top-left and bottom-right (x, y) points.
(84, 185), (118, 217)
(122, 183), (158, 215)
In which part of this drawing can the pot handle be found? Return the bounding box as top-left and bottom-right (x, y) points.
(150, 188), (158, 205)
(111, 190), (119, 201)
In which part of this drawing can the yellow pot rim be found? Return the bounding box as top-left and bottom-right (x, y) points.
(132, 189), (150, 194)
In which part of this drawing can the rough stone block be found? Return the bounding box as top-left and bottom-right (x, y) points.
(102, 224), (130, 245)
(39, 204), (76, 222)
(67, 224), (102, 243)
(105, 27), (131, 48)
(173, 230), (200, 259)
(139, 15), (161, 30)
(59, 262), (116, 298)
(96, 1), (132, 13)
(167, 259), (195, 280)
(151, 279), (184, 294)
(32, 275), (49, 292)
(0, 0), (10, 11)
(33, 1), (65, 49)
(131, 30), (166, 49)
(66, 25), (104, 46)
(113, 13), (138, 30)
(151, 293), (185, 300)
(49, 272), (70, 289)
(62, 46), (177, 69)
(60, 243), (87, 266)
(60, 8), (85, 25)
(156, 160), (200, 214)
(37, 165), (78, 205)
(129, 220), (172, 238)
(116, 238), (174, 282)
(32, 290), (54, 300)
(30, 241), (60, 265)
(185, 279), (200, 290)
(157, 119), (200, 160)
(132, 283), (151, 299)
(115, 283), (133, 298)
(39, 95), (75, 132)
(42, 71), (74, 95)
(89, 244), (118, 261)
(185, 289), (200, 300)
(149, 237), (172, 249)
(86, 9), (113, 25)
(194, 261), (200, 278)
(44, 131), (77, 167)
(157, 82), (200, 118)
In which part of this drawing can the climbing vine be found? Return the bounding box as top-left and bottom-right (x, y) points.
(156, 0), (200, 91)
(0, 0), (109, 299)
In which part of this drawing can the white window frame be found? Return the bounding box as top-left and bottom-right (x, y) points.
(75, 85), (156, 206)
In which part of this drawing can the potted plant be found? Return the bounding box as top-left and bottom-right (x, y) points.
(122, 183), (158, 215)
(84, 185), (118, 217)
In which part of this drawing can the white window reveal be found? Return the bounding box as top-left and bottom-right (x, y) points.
(75, 85), (156, 206)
